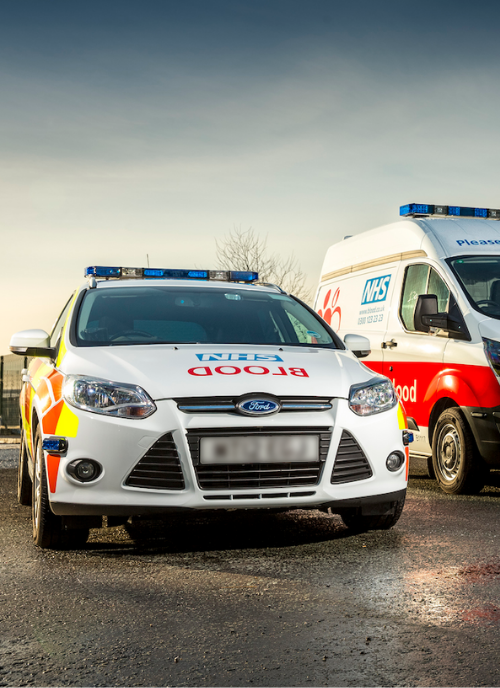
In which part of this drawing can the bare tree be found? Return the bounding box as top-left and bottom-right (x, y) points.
(215, 226), (311, 302)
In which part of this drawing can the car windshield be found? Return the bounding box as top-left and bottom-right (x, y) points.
(448, 256), (500, 320)
(75, 286), (339, 348)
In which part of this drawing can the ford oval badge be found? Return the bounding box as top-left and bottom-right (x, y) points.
(237, 396), (281, 416)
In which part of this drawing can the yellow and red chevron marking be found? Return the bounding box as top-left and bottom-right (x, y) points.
(397, 401), (408, 430)
(35, 368), (79, 438)
(46, 455), (61, 493)
(23, 361), (80, 492)
(39, 368), (79, 493)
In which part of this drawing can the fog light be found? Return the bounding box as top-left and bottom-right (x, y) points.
(386, 452), (404, 472)
(67, 459), (102, 483)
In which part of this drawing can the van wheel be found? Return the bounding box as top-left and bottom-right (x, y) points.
(341, 495), (406, 532)
(32, 428), (89, 549)
(432, 408), (486, 495)
(18, 434), (32, 506)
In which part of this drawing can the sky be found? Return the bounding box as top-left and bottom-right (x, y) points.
(2, 0), (500, 353)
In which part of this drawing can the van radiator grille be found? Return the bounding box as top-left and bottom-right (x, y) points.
(331, 431), (373, 484)
(125, 433), (185, 490)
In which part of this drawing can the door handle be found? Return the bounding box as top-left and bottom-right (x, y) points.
(381, 339), (398, 349)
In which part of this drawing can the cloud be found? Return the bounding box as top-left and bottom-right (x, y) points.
(2, 0), (500, 350)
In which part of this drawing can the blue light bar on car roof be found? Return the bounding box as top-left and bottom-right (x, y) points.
(400, 203), (500, 220)
(84, 266), (259, 282)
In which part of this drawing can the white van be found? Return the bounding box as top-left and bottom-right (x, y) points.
(315, 203), (500, 495)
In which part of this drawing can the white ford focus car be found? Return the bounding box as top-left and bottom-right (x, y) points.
(10, 266), (410, 549)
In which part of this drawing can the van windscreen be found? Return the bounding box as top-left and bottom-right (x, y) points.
(449, 256), (500, 319)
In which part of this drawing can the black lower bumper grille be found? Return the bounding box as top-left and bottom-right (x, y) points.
(125, 433), (185, 490)
(195, 462), (323, 490)
(187, 426), (331, 490)
(331, 430), (373, 484)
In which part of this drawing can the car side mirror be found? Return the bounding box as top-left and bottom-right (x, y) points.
(9, 329), (55, 358)
(344, 334), (371, 358)
(414, 294), (438, 333)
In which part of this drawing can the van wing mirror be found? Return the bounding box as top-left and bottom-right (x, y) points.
(415, 295), (466, 336)
(9, 329), (55, 358)
(344, 334), (371, 358)
(421, 313), (465, 335)
(414, 294), (438, 333)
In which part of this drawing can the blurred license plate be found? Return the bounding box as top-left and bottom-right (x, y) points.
(200, 435), (319, 464)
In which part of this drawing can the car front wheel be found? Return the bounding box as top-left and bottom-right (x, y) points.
(32, 427), (89, 549)
(18, 433), (32, 506)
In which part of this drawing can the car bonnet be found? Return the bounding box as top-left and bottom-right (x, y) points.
(60, 344), (376, 401)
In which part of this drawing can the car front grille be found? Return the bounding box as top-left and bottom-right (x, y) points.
(331, 430), (373, 484)
(187, 426), (331, 491)
(175, 396), (332, 414)
(125, 433), (185, 491)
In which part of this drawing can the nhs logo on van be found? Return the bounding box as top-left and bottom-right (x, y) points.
(361, 275), (392, 305)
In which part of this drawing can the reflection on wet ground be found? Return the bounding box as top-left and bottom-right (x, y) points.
(0, 466), (499, 686)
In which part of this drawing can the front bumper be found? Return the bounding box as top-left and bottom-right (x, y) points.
(463, 405), (500, 466)
(46, 398), (407, 516)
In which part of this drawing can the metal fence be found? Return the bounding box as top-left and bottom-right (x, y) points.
(0, 354), (29, 435)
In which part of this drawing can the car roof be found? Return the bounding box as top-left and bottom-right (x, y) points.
(80, 279), (285, 294)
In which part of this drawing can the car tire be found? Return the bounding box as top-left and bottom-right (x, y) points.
(18, 433), (32, 506)
(432, 408), (486, 495)
(341, 494), (406, 532)
(32, 427), (89, 549)
(426, 456), (435, 479)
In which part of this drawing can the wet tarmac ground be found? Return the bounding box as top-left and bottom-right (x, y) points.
(0, 444), (499, 687)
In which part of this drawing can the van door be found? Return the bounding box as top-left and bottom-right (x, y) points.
(382, 263), (454, 454)
(316, 266), (399, 376)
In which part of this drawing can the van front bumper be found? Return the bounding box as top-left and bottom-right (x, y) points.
(464, 406), (500, 466)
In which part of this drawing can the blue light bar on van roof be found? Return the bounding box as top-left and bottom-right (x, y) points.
(84, 266), (259, 282)
(400, 203), (500, 220)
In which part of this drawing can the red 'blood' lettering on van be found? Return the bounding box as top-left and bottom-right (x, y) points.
(365, 361), (500, 427)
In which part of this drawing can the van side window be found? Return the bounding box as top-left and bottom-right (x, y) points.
(428, 268), (450, 313)
(50, 294), (75, 349)
(400, 266), (452, 332)
(400, 265), (429, 331)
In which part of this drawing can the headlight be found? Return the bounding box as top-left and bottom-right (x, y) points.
(349, 378), (397, 416)
(63, 375), (156, 419)
(483, 338), (500, 377)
